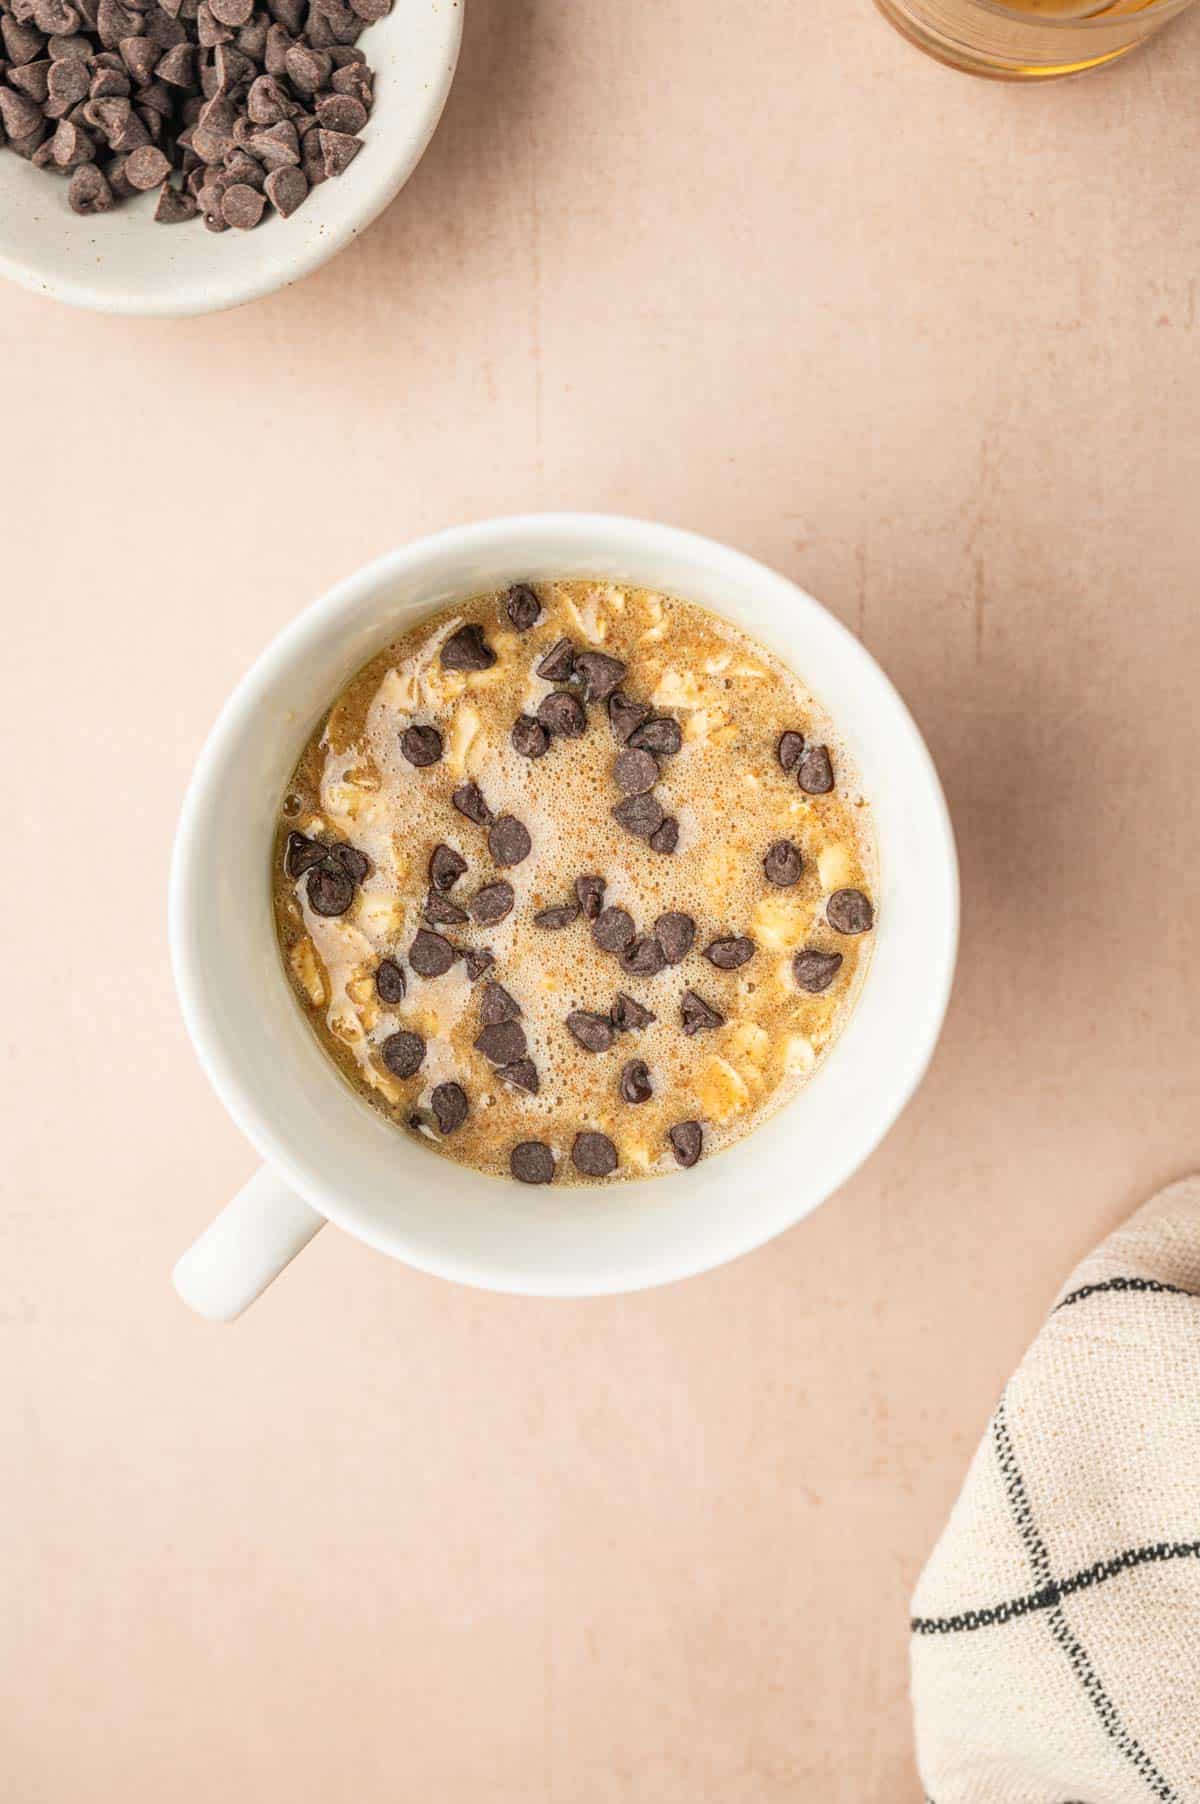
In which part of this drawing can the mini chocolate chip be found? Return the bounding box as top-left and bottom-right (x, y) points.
(567, 1010), (615, 1053)
(827, 888), (874, 935)
(777, 730), (805, 774)
(649, 816), (679, 855)
(797, 744), (834, 794)
(574, 650), (626, 703)
(511, 714), (550, 760)
(536, 637), (575, 682)
(375, 957), (406, 1004)
(619, 1059), (652, 1105)
(424, 889), (468, 927)
(763, 839), (803, 887)
(431, 1082), (469, 1135)
(474, 1019), (528, 1065)
(628, 716), (682, 756)
(572, 1131), (617, 1177)
(441, 623), (496, 672)
(285, 830), (325, 877)
(306, 864), (354, 916)
(468, 881), (514, 925)
(409, 928), (456, 977)
(328, 842), (369, 882)
(498, 1058), (540, 1094)
(613, 793), (665, 839)
(611, 992), (656, 1032)
(681, 990), (724, 1035)
(479, 981), (521, 1025)
(668, 1120), (703, 1168)
(505, 583), (540, 631)
(429, 843), (467, 892)
(381, 1029), (424, 1079)
(613, 747), (659, 796)
(510, 1140), (555, 1184)
(592, 905), (635, 953)
(535, 902), (581, 930)
(488, 814), (531, 867)
(463, 947), (496, 982)
(704, 935), (756, 970)
(620, 935), (666, 978)
(537, 690), (586, 738)
(793, 948), (844, 993)
(608, 690), (651, 744)
(452, 780), (492, 826)
(653, 911), (695, 964)
(401, 723), (442, 767)
(575, 874), (605, 919)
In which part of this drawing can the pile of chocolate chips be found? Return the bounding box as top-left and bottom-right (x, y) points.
(0, 0), (384, 225)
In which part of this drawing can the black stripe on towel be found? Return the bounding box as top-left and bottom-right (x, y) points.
(1054, 1275), (1194, 1313)
(912, 1540), (1200, 1635)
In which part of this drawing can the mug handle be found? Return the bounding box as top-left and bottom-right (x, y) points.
(173, 1167), (325, 1323)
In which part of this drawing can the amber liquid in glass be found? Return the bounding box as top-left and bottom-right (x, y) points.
(877, 0), (1187, 78)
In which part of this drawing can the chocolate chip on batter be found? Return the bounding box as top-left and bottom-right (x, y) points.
(613, 747), (659, 796)
(575, 874), (606, 919)
(505, 583), (541, 632)
(827, 888), (874, 935)
(381, 1029), (425, 1079)
(668, 1120), (703, 1168)
(567, 1010), (615, 1054)
(498, 1058), (540, 1095)
(649, 816), (679, 855)
(704, 935), (756, 970)
(488, 814), (531, 867)
(628, 716), (682, 757)
(537, 690), (586, 738)
(792, 948), (844, 993)
(535, 902), (581, 930)
(429, 843), (467, 892)
(375, 957), (406, 1004)
(474, 1019), (527, 1066)
(467, 881), (515, 925)
(328, 843), (370, 883)
(572, 1131), (617, 1178)
(611, 992), (656, 1032)
(777, 730), (805, 774)
(613, 793), (665, 839)
(285, 830), (326, 877)
(431, 1082), (469, 1135)
(401, 723), (443, 768)
(763, 839), (803, 887)
(620, 935), (666, 978)
(510, 1140), (555, 1185)
(479, 982), (521, 1025)
(409, 928), (456, 978)
(511, 714), (550, 760)
(680, 990), (724, 1035)
(797, 744), (834, 794)
(574, 650), (626, 704)
(440, 623), (496, 672)
(452, 781), (493, 827)
(653, 911), (695, 964)
(536, 638), (575, 683)
(423, 889), (468, 927)
(306, 864), (354, 916)
(463, 947), (496, 981)
(619, 1059), (652, 1105)
(608, 690), (651, 744)
(592, 906), (635, 954)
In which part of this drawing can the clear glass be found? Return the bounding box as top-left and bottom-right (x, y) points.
(876, 0), (1195, 78)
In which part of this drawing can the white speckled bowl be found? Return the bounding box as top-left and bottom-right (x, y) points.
(0, 0), (462, 316)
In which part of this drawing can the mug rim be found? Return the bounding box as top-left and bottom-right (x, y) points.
(170, 513), (960, 1294)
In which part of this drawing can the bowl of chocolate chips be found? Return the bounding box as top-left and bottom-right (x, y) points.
(0, 0), (461, 314)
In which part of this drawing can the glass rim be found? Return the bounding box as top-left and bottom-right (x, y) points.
(966, 0), (1187, 24)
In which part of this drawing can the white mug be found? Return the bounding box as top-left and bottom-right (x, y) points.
(171, 515), (959, 1320)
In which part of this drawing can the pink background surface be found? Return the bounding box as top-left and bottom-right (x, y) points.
(4, 2), (1200, 1797)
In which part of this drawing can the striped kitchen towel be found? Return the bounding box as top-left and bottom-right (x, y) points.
(911, 1175), (1200, 1803)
